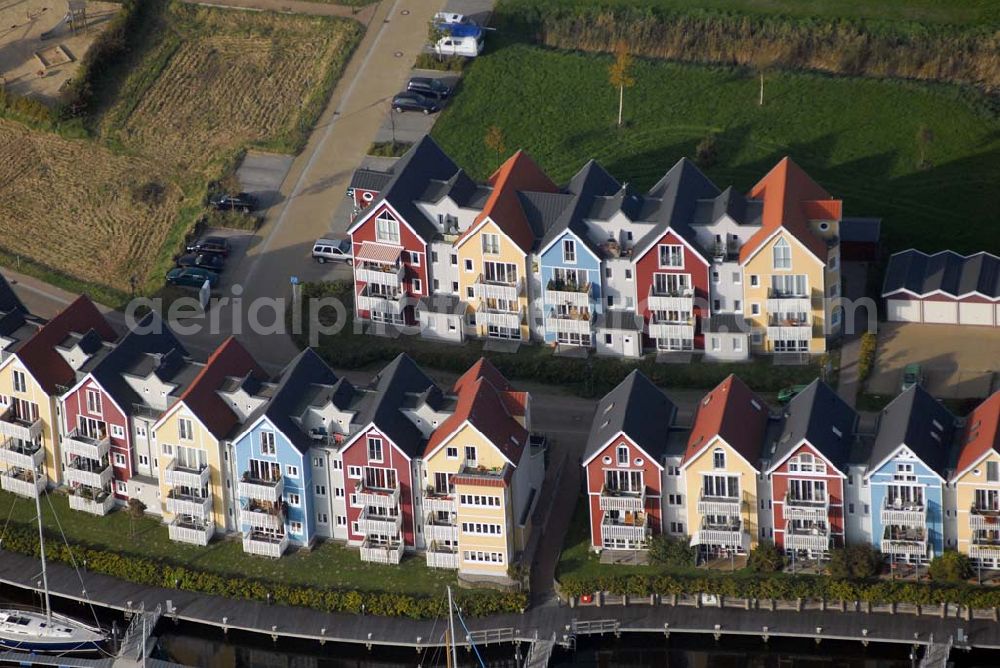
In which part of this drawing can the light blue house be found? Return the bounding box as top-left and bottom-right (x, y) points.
(231, 349), (338, 557)
(865, 386), (956, 564)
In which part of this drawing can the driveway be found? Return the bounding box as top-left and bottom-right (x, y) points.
(867, 322), (1000, 398)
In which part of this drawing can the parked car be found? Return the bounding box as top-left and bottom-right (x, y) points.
(185, 236), (231, 257)
(434, 12), (474, 25)
(406, 76), (452, 100)
(392, 91), (441, 114)
(166, 267), (220, 289)
(209, 192), (258, 212)
(433, 35), (483, 58)
(901, 363), (923, 391)
(437, 22), (483, 39)
(312, 238), (352, 264)
(777, 384), (809, 405)
(176, 252), (225, 271)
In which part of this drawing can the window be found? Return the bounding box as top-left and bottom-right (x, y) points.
(713, 299), (721, 311)
(732, 338), (742, 352)
(732, 272), (741, 284)
(313, 457), (324, 468)
(412, 278), (422, 294)
(751, 303), (760, 315)
(433, 279), (439, 291)
(336, 516), (347, 527)
(315, 484), (326, 495)
(828, 255), (838, 270)
(461, 522), (503, 536)
(110, 425), (125, 439)
(607, 296), (614, 307)
(988, 461), (999, 483)
(446, 446), (459, 459)
(317, 513), (328, 524)
(178, 418), (194, 441)
(712, 270), (720, 283)
(669, 522), (685, 534)
(115, 481), (127, 495)
(333, 460), (343, 471)
(482, 233), (500, 255)
(750, 275), (759, 287)
(702, 474), (738, 498)
(658, 244), (684, 268)
(831, 309), (841, 327)
(734, 300), (742, 312)
(773, 237), (791, 269)
(113, 452), (127, 468)
(464, 445), (477, 465)
(652, 273), (691, 297)
(625, 269), (632, 280)
(286, 493), (301, 506)
(289, 521), (303, 534)
(367, 436), (383, 462)
(86, 389), (102, 415)
(616, 445), (629, 466)
(138, 455), (149, 467)
(605, 267), (612, 279)
(162, 443), (173, 457)
(463, 550), (505, 565)
(431, 251), (438, 263)
(335, 487), (344, 498)
(260, 431), (276, 456)
(668, 494), (682, 506)
(604, 334), (612, 345)
(451, 254), (458, 266)
(668, 466), (681, 476)
(562, 239), (576, 263)
(347, 465), (362, 479)
(351, 521), (359, 534)
(375, 211), (400, 244)
(848, 503), (855, 514)
(712, 448), (725, 469)
(12, 371), (26, 393)
(286, 464), (299, 477)
(711, 337), (720, 352)
(136, 425), (147, 439)
(771, 274), (807, 297)
(466, 287), (475, 299)
(460, 494), (502, 507)
(464, 259), (474, 272)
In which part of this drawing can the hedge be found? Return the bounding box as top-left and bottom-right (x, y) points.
(0, 524), (526, 619)
(558, 572), (1000, 608)
(857, 331), (877, 383)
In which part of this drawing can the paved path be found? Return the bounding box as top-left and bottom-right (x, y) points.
(183, 0), (378, 19)
(836, 261), (870, 408)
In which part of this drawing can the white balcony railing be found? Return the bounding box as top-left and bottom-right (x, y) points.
(969, 541), (1000, 561)
(601, 512), (649, 544)
(238, 476), (284, 503)
(767, 325), (812, 342)
(881, 537), (927, 558)
(648, 322), (694, 341)
(356, 481), (400, 509)
(547, 312), (592, 335)
(69, 491), (114, 516)
(168, 519), (214, 546)
(65, 462), (111, 489)
(545, 284), (591, 309)
(423, 494), (456, 514)
(243, 532), (288, 558)
(0, 409), (43, 442)
(166, 492), (212, 520)
(426, 549), (459, 569)
(243, 506), (284, 531)
(881, 498), (926, 528)
(692, 520), (749, 551)
(783, 493), (829, 521)
(599, 486), (644, 512)
(0, 441), (44, 470)
(766, 297), (811, 314)
(164, 461), (210, 489)
(356, 289), (404, 316)
(968, 507), (1000, 532)
(63, 430), (111, 460)
(356, 264), (404, 288)
(360, 539), (404, 564)
(359, 508), (402, 536)
(785, 531), (830, 553)
(0, 471), (46, 498)
(697, 491), (741, 516)
(647, 289), (693, 313)
(473, 275), (523, 302)
(425, 521), (458, 543)
(474, 307), (522, 330)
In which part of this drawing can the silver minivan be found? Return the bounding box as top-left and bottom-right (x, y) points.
(312, 238), (352, 263)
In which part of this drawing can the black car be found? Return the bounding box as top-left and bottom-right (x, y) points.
(185, 236), (231, 257)
(392, 92), (440, 115)
(209, 192), (258, 212)
(176, 252), (225, 271)
(406, 77), (452, 100)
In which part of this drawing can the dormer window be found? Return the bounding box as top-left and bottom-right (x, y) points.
(773, 237), (791, 270)
(712, 448), (725, 470)
(616, 445), (629, 466)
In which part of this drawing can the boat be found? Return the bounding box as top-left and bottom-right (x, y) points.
(0, 487), (108, 653)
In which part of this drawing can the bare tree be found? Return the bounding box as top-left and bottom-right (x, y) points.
(126, 498), (147, 540)
(751, 51), (778, 106)
(484, 125), (506, 170)
(608, 42), (636, 128)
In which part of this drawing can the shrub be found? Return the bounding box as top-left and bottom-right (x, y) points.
(857, 331), (877, 382)
(414, 53), (468, 72)
(368, 141), (413, 157)
(648, 535), (696, 568)
(929, 551), (972, 583)
(828, 544), (881, 580)
(747, 541), (783, 573)
(694, 134), (718, 168)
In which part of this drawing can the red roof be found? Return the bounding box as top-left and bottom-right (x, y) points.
(739, 157), (839, 263)
(15, 296), (116, 395)
(451, 357), (525, 418)
(682, 375), (769, 467)
(955, 390), (1000, 477)
(167, 337), (265, 439)
(457, 150), (557, 254)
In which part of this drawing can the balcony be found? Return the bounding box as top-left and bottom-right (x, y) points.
(648, 319), (694, 341)
(63, 430), (110, 460)
(424, 517), (458, 543)
(243, 531), (288, 558)
(356, 263), (405, 288)
(601, 511), (650, 544)
(473, 275), (524, 302)
(784, 522), (830, 552)
(360, 538), (404, 564)
(969, 505), (1000, 532)
(0, 408), (42, 443)
(474, 305), (523, 330)
(712, 241), (741, 262)
(164, 461), (210, 489)
(783, 493), (829, 521)
(359, 508), (402, 536)
(426, 547), (459, 569)
(880, 498), (926, 528)
(545, 280), (591, 309)
(68, 489), (114, 516)
(457, 461), (509, 485)
(647, 287), (693, 313)
(355, 480), (401, 509)
(242, 501), (284, 531)
(423, 493), (456, 514)
(697, 491), (741, 516)
(766, 293), (811, 315)
(767, 312), (812, 342)
(547, 309), (592, 335)
(0, 470), (46, 497)
(168, 518), (214, 546)
(356, 286), (404, 316)
(0, 439), (44, 470)
(238, 474), (284, 503)
(969, 532), (1000, 561)
(692, 517), (750, 551)
(881, 526), (927, 558)
(599, 485), (645, 512)
(165, 490), (212, 519)
(65, 459), (112, 489)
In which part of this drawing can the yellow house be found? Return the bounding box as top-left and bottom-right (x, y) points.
(951, 391), (1000, 567)
(680, 375), (769, 560)
(0, 295), (115, 498)
(740, 158), (842, 355)
(420, 359), (542, 576)
(453, 151), (558, 342)
(152, 337), (264, 546)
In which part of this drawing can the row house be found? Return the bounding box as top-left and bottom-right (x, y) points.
(348, 139), (854, 359)
(952, 392), (1000, 567)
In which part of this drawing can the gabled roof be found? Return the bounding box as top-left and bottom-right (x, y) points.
(740, 157), (838, 263)
(15, 296), (116, 395)
(882, 250), (1000, 299)
(869, 385), (956, 478)
(634, 157), (720, 260)
(167, 337), (265, 440)
(538, 160), (621, 256)
(426, 374), (528, 464)
(451, 357), (526, 419)
(460, 150), (558, 253)
(683, 374), (768, 469)
(954, 390), (1000, 478)
(584, 370), (677, 465)
(768, 379), (856, 474)
(349, 168), (393, 194)
(353, 353), (439, 458)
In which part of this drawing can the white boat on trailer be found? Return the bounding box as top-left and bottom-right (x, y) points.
(0, 486), (109, 654)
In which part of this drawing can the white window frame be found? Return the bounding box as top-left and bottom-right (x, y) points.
(562, 239), (576, 264)
(482, 233), (500, 255)
(178, 418), (194, 441)
(260, 431), (276, 456)
(772, 237), (792, 270)
(375, 210), (400, 245)
(658, 244), (684, 269)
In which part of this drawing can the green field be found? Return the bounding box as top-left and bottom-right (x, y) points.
(0, 490), (453, 596)
(497, 0), (1000, 25)
(430, 42), (1000, 255)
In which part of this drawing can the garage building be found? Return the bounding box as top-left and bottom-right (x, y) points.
(883, 250), (999, 326)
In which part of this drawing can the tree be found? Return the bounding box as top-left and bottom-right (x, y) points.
(126, 498), (147, 539)
(928, 551), (971, 582)
(748, 541), (783, 573)
(750, 51), (777, 106)
(828, 544), (881, 579)
(648, 534), (696, 568)
(607, 42), (635, 128)
(428, 21), (446, 60)
(484, 125), (506, 171)
(695, 134), (718, 168)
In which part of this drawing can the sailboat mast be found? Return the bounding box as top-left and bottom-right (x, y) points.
(34, 489), (51, 622)
(447, 585), (459, 668)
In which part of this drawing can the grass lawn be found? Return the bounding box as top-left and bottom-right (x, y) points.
(431, 41), (1000, 256)
(0, 490), (453, 597)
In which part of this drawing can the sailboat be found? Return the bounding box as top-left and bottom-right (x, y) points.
(0, 487), (108, 653)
